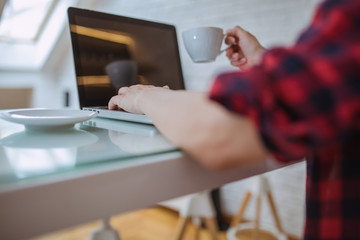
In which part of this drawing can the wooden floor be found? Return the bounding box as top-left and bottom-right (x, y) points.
(30, 206), (228, 240)
(30, 207), (300, 240)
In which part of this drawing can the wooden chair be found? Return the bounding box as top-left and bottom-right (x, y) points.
(173, 191), (219, 240)
(227, 175), (287, 240)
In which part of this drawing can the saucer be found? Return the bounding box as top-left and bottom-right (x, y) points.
(0, 109), (98, 130)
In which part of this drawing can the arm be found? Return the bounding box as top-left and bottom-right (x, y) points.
(108, 26), (270, 170)
(109, 87), (269, 171)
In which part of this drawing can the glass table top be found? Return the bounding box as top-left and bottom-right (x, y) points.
(0, 116), (178, 185)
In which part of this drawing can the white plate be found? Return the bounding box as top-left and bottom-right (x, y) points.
(0, 109), (98, 130)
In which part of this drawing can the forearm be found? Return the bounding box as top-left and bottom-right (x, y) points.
(139, 88), (270, 170)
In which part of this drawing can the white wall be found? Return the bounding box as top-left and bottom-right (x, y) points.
(87, 0), (321, 91)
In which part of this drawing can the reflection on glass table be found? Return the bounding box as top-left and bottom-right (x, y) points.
(0, 128), (98, 179)
(108, 130), (174, 155)
(77, 118), (177, 164)
(0, 117), (177, 182)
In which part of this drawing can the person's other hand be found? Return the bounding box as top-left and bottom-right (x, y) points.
(225, 26), (266, 70)
(108, 85), (169, 114)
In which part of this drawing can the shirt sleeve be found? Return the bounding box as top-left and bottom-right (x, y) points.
(209, 0), (360, 163)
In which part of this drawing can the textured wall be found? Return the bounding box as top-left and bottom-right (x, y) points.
(93, 0), (320, 91)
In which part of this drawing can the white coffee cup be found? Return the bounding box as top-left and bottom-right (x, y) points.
(182, 27), (226, 63)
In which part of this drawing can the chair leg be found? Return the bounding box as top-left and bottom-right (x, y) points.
(253, 196), (261, 240)
(231, 191), (252, 227)
(267, 192), (284, 233)
(173, 216), (190, 240)
(203, 217), (219, 240)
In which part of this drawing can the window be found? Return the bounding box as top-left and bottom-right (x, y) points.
(0, 0), (56, 43)
(0, 0), (86, 70)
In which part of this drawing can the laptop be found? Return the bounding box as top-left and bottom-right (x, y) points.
(67, 7), (185, 124)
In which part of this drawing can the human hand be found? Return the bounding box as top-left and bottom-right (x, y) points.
(225, 26), (266, 70)
(108, 85), (169, 114)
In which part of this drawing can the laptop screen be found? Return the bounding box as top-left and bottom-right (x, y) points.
(68, 8), (185, 108)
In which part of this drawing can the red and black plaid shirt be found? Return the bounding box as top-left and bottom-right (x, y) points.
(209, 0), (360, 239)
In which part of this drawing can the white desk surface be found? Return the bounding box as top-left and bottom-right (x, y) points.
(0, 110), (286, 240)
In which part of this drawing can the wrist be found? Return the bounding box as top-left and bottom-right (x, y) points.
(252, 46), (266, 65)
(136, 87), (164, 115)
(134, 88), (147, 114)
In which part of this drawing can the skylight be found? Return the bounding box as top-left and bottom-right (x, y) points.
(0, 0), (56, 43)
(0, 0), (83, 70)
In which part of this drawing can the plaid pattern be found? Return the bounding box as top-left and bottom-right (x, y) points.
(209, 0), (360, 239)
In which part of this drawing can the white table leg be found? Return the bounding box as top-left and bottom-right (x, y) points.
(88, 218), (121, 240)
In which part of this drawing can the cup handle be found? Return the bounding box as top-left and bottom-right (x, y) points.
(219, 34), (235, 54)
(220, 46), (231, 54)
